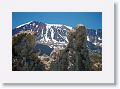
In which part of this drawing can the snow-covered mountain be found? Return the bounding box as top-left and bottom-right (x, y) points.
(13, 21), (71, 48)
(12, 21), (102, 54)
(86, 29), (102, 54)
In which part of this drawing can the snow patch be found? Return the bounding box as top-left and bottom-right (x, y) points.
(50, 28), (54, 40)
(16, 21), (32, 28)
(46, 23), (72, 29)
(87, 36), (90, 41)
(77, 24), (84, 27)
(47, 24), (62, 27)
(99, 43), (102, 47)
(96, 30), (97, 35)
(41, 29), (44, 37)
(98, 37), (102, 40)
(93, 42), (97, 45)
(45, 28), (49, 42)
(36, 25), (38, 28)
(64, 25), (72, 29)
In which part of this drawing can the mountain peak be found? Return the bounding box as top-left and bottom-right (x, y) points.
(16, 21), (32, 28)
(76, 24), (85, 28)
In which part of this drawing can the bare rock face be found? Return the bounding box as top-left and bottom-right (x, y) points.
(50, 25), (91, 71)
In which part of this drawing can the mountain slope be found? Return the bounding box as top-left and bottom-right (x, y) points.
(12, 21), (102, 54)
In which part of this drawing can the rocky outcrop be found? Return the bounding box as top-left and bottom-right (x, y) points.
(37, 48), (62, 71)
(50, 24), (92, 71)
(12, 31), (45, 71)
(12, 24), (101, 71)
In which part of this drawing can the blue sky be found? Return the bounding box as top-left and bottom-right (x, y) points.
(12, 12), (102, 29)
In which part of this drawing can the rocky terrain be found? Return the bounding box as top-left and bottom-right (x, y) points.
(50, 25), (91, 71)
(13, 21), (102, 54)
(12, 21), (102, 71)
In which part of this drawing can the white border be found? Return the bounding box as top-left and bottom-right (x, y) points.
(0, 0), (114, 83)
